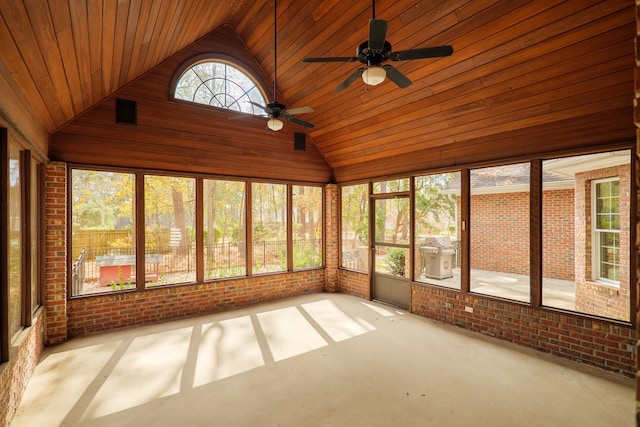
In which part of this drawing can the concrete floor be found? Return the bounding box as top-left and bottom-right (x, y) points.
(12, 293), (633, 427)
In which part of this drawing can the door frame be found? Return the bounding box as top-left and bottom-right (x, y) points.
(369, 189), (412, 309)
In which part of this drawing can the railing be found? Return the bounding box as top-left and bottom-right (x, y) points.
(71, 249), (85, 295)
(253, 240), (286, 273)
(204, 242), (244, 271)
(74, 240), (318, 293)
(342, 249), (361, 270)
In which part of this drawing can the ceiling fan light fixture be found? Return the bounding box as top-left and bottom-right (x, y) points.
(362, 66), (386, 86)
(267, 117), (284, 131)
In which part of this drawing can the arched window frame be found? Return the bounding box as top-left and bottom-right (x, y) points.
(170, 54), (268, 116)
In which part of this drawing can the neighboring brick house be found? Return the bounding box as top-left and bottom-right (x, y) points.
(463, 152), (630, 321)
(468, 163), (574, 280)
(573, 163), (631, 321)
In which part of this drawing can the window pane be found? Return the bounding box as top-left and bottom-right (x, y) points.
(145, 175), (196, 286)
(8, 142), (22, 338)
(293, 185), (322, 269)
(71, 170), (135, 295)
(470, 163), (530, 303)
(374, 198), (409, 245)
(373, 178), (409, 194)
(252, 182), (287, 274)
(203, 179), (246, 279)
(600, 232), (619, 281)
(341, 184), (369, 271)
(542, 150), (630, 321)
(414, 172), (460, 289)
(375, 246), (409, 278)
(174, 61), (266, 115)
(595, 181), (619, 230)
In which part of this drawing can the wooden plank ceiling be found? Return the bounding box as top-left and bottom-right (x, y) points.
(0, 0), (634, 182)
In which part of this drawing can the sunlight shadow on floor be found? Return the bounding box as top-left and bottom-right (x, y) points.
(194, 315), (265, 386)
(83, 327), (192, 420)
(301, 299), (375, 342)
(360, 302), (395, 317)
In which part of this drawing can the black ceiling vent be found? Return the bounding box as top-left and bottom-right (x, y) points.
(116, 98), (137, 125)
(294, 132), (305, 151)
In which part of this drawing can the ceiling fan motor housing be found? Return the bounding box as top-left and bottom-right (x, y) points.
(357, 40), (392, 65)
(266, 102), (286, 118)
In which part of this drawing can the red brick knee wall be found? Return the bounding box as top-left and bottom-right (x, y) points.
(412, 284), (635, 377)
(67, 269), (325, 337)
(337, 269), (370, 299)
(0, 312), (45, 426)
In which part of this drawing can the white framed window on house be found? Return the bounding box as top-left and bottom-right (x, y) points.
(592, 178), (620, 284)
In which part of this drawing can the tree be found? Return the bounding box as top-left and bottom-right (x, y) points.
(341, 184), (368, 249)
(415, 173), (458, 238)
(144, 175), (195, 249)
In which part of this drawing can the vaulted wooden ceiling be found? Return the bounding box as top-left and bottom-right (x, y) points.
(0, 0), (634, 182)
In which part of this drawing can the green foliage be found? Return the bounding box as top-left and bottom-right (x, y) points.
(205, 266), (245, 280)
(253, 223), (269, 241)
(110, 268), (134, 290)
(72, 170), (135, 230)
(384, 248), (406, 277)
(415, 173), (458, 238)
(341, 184), (369, 246)
(294, 245), (322, 269)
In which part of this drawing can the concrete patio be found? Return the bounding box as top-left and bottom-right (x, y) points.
(419, 268), (576, 310)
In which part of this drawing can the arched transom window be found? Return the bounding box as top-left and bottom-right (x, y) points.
(173, 60), (267, 116)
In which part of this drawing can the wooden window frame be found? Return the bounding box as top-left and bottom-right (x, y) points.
(68, 166), (325, 297)
(337, 144), (635, 326)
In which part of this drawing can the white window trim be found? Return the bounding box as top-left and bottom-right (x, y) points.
(590, 177), (620, 286)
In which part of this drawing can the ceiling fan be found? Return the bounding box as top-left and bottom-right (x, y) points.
(302, 0), (454, 92)
(250, 0), (315, 131)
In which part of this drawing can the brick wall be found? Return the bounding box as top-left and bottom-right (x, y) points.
(337, 269), (370, 299)
(325, 184), (339, 292)
(574, 165), (630, 321)
(333, 178), (637, 377)
(0, 313), (44, 426)
(67, 270), (325, 336)
(412, 284), (635, 377)
(331, 271), (635, 377)
(542, 188), (575, 280)
(470, 192), (531, 275)
(43, 163), (330, 338)
(468, 188), (575, 281)
(44, 162), (68, 345)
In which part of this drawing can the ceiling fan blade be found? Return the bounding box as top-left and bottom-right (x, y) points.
(283, 115), (315, 129)
(334, 68), (365, 93)
(368, 19), (388, 51)
(392, 45), (454, 61)
(249, 100), (273, 114)
(285, 106), (314, 115)
(248, 100), (267, 110)
(302, 56), (359, 63)
(383, 65), (412, 88)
